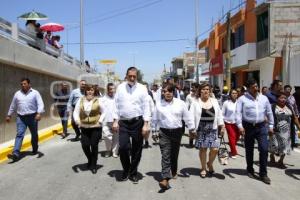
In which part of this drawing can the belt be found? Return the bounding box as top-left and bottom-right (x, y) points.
(120, 116), (142, 123)
(18, 113), (36, 117)
(160, 127), (182, 133)
(242, 121), (265, 127)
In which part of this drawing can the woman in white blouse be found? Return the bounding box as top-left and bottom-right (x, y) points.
(190, 83), (225, 178)
(73, 84), (104, 174)
(222, 89), (240, 159)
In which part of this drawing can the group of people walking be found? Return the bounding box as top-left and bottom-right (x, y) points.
(5, 67), (300, 190)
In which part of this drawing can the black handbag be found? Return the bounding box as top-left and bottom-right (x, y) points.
(218, 136), (229, 165)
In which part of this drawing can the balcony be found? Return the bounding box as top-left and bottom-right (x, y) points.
(230, 43), (257, 68)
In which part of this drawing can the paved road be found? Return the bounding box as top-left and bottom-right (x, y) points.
(0, 131), (299, 200)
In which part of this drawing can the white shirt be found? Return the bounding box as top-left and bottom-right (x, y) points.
(152, 89), (160, 104)
(73, 97), (105, 128)
(8, 88), (44, 116)
(153, 98), (195, 130)
(114, 82), (150, 121)
(222, 99), (237, 124)
(185, 93), (196, 110)
(146, 95), (155, 116)
(100, 95), (115, 123)
(190, 98), (224, 130)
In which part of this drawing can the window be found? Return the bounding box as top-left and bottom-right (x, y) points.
(230, 25), (245, 50)
(257, 11), (269, 42)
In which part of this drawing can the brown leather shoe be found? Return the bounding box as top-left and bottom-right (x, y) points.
(159, 179), (170, 190)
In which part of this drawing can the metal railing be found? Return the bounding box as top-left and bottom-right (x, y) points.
(0, 17), (92, 72)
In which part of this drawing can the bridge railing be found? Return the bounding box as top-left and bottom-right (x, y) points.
(0, 17), (90, 71)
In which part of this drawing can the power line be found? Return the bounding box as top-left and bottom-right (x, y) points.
(64, 38), (189, 45)
(85, 0), (162, 24)
(68, 0), (163, 30)
(197, 0), (247, 39)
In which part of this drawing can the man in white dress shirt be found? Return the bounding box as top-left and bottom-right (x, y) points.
(101, 83), (119, 158)
(6, 78), (44, 162)
(153, 83), (195, 190)
(112, 67), (150, 184)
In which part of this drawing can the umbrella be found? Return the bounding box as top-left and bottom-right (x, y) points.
(18, 11), (48, 20)
(40, 23), (64, 32)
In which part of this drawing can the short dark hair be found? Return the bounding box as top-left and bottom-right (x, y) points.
(126, 66), (138, 75)
(271, 80), (282, 89)
(276, 92), (287, 99)
(21, 78), (30, 84)
(162, 83), (175, 93)
(229, 89), (238, 100)
(196, 82), (211, 98)
(246, 79), (257, 88)
(191, 82), (199, 88)
(284, 85), (292, 90)
(84, 84), (98, 96)
(107, 83), (114, 90)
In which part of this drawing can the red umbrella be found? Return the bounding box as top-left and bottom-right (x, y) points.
(40, 22), (64, 32)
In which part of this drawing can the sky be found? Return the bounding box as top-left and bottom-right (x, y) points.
(2, 0), (254, 82)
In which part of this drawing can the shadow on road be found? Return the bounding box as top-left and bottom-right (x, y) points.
(180, 167), (199, 177)
(285, 169), (300, 180)
(253, 160), (294, 169)
(72, 163), (103, 173)
(145, 171), (161, 182)
(223, 168), (248, 178)
(107, 170), (144, 182)
(7, 151), (44, 164)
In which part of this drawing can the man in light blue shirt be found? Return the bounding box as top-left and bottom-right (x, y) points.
(6, 78), (44, 162)
(67, 80), (86, 141)
(236, 79), (274, 185)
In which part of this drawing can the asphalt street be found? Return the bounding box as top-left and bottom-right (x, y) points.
(0, 131), (299, 200)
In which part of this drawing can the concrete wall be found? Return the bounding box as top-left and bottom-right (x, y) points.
(0, 63), (77, 143)
(0, 35), (95, 144)
(270, 3), (300, 56)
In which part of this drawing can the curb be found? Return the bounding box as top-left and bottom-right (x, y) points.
(0, 123), (71, 163)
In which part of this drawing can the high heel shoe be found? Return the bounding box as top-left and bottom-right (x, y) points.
(207, 162), (215, 175)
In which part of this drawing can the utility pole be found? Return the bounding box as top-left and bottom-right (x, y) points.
(80, 0), (84, 68)
(194, 0), (199, 83)
(225, 12), (231, 89)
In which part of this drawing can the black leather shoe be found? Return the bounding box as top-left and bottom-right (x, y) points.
(260, 175), (271, 184)
(91, 168), (97, 174)
(74, 136), (80, 141)
(31, 150), (38, 155)
(7, 154), (20, 162)
(121, 171), (129, 181)
(247, 172), (255, 179)
(129, 175), (139, 184)
(86, 161), (92, 169)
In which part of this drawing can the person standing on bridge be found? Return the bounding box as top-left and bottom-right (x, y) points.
(236, 79), (274, 185)
(153, 83), (195, 190)
(6, 78), (44, 162)
(67, 80), (86, 141)
(73, 84), (105, 174)
(112, 66), (150, 184)
(100, 83), (119, 158)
